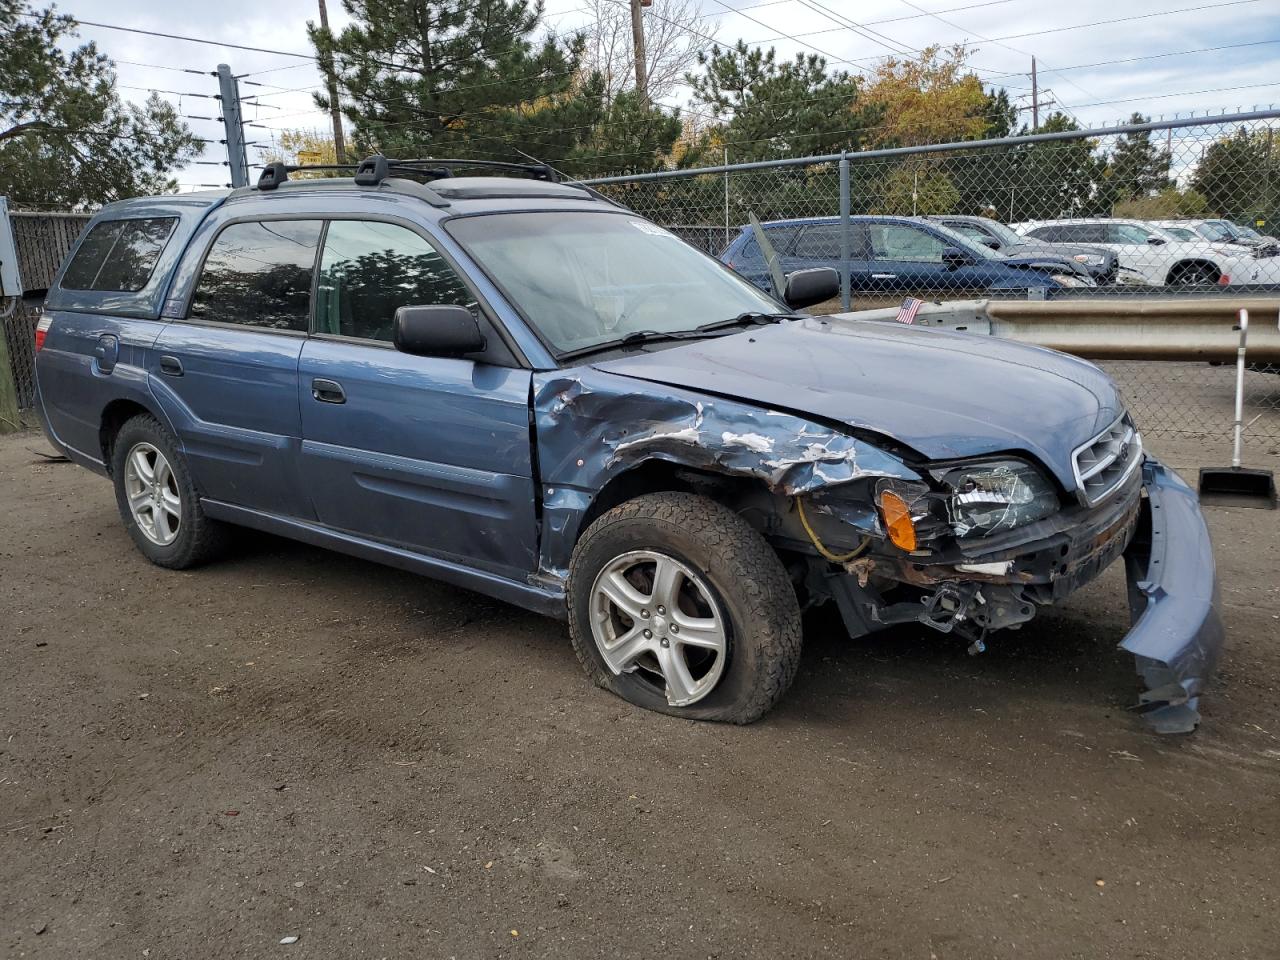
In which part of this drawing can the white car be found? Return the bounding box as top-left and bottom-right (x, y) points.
(1151, 219), (1279, 258)
(1010, 218), (1279, 287)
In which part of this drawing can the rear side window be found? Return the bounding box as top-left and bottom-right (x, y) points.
(189, 220), (323, 331)
(792, 224), (845, 259)
(315, 220), (471, 342)
(61, 217), (177, 292)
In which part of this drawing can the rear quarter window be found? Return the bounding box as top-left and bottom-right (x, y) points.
(61, 217), (178, 292)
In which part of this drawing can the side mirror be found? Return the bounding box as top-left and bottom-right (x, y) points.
(782, 267), (839, 309)
(393, 304), (486, 358)
(942, 247), (971, 268)
(1146, 235), (1166, 246)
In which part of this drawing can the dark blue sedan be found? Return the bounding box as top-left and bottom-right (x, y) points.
(721, 214), (1093, 307)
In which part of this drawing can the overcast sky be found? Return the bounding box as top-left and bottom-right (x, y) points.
(52, 0), (1280, 188)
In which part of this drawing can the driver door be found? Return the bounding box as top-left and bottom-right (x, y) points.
(296, 218), (538, 579)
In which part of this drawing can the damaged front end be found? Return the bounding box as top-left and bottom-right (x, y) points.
(534, 369), (1223, 733)
(796, 452), (1222, 733)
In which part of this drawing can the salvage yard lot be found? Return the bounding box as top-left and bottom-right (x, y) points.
(2, 428), (1278, 959)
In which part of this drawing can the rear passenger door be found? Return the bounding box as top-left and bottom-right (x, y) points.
(785, 222), (868, 307)
(296, 219), (538, 579)
(150, 218), (320, 518)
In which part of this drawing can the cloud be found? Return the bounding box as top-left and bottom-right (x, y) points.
(59, 0), (1280, 188)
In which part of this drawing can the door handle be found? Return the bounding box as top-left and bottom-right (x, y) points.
(871, 273), (898, 279)
(159, 355), (183, 377)
(311, 378), (346, 404)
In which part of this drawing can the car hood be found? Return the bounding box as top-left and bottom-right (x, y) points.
(993, 250), (1090, 276)
(591, 317), (1124, 490)
(1009, 240), (1112, 261)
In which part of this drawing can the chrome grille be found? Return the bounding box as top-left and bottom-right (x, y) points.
(1072, 414), (1143, 506)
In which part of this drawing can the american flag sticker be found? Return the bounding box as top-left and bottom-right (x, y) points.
(895, 297), (924, 325)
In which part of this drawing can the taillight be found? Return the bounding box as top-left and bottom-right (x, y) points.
(34, 314), (51, 351)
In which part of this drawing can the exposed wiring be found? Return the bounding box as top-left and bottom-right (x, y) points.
(795, 497), (871, 564)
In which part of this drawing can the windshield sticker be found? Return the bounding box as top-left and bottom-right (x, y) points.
(631, 221), (676, 238)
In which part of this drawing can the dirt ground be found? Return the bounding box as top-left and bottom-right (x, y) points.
(2, 428), (1278, 960)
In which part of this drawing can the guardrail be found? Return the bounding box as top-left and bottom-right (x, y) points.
(834, 297), (1280, 363)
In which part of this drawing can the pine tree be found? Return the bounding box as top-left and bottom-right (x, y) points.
(686, 42), (881, 163)
(0, 2), (201, 208)
(311, 0), (605, 165)
(1106, 113), (1171, 205)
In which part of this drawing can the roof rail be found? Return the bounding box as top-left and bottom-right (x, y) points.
(255, 154), (562, 192)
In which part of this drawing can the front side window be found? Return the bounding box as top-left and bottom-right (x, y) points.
(869, 223), (948, 262)
(1107, 224), (1157, 244)
(948, 222), (991, 242)
(447, 212), (780, 354)
(315, 220), (472, 342)
(62, 217), (177, 292)
(189, 220), (323, 331)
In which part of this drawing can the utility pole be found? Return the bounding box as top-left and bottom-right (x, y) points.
(630, 0), (649, 108)
(1030, 56), (1039, 132)
(216, 64), (249, 188)
(316, 0), (347, 165)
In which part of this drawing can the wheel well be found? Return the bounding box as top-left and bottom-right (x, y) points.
(99, 399), (153, 474)
(575, 460), (757, 544)
(1166, 259), (1221, 284)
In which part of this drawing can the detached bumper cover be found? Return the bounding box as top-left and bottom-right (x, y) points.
(1121, 458), (1224, 733)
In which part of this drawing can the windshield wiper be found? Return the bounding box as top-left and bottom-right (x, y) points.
(557, 313), (800, 363)
(696, 311), (800, 333)
(557, 328), (712, 361)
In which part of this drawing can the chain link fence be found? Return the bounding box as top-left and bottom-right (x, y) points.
(3, 211), (91, 423)
(3, 114), (1279, 448)
(586, 111), (1280, 446)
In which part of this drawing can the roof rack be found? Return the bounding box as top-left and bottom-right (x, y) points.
(256, 155), (559, 191)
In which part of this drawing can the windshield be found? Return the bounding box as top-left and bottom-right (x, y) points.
(1196, 222), (1233, 242)
(925, 222), (995, 258)
(1164, 226), (1199, 241)
(448, 212), (782, 354)
(971, 218), (1023, 246)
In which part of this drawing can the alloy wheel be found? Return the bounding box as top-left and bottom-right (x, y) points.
(589, 550), (729, 706)
(123, 441), (181, 546)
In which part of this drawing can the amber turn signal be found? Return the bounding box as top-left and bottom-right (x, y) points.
(878, 490), (917, 552)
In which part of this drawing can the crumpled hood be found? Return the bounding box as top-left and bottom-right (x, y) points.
(592, 317), (1124, 490)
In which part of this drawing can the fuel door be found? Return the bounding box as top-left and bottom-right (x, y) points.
(93, 333), (120, 374)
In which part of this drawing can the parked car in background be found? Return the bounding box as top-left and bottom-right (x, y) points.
(31, 157), (1220, 732)
(925, 214), (1119, 285)
(722, 215), (1093, 306)
(1012, 218), (1278, 287)
(1168, 218), (1279, 257)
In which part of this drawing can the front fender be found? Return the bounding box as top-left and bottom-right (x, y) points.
(532, 367), (921, 581)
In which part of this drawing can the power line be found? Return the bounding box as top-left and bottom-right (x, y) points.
(790, 0), (916, 57)
(982, 40), (1280, 78)
(1057, 81), (1280, 112)
(984, 0), (1263, 43)
(25, 15), (315, 59)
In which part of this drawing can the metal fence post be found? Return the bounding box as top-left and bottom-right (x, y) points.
(839, 152), (851, 312)
(723, 146), (730, 250)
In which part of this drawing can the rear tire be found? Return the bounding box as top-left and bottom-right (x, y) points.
(567, 492), (802, 723)
(1167, 262), (1219, 287)
(110, 413), (226, 569)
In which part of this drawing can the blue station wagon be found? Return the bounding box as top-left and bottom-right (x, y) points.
(722, 214), (1094, 306)
(33, 157), (1221, 731)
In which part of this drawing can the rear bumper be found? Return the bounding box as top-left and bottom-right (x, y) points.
(1120, 457), (1224, 733)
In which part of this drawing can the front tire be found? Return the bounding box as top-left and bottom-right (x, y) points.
(567, 492), (802, 723)
(111, 413), (225, 569)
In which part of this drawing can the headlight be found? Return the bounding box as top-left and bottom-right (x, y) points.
(1051, 273), (1092, 287)
(939, 460), (1060, 538)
